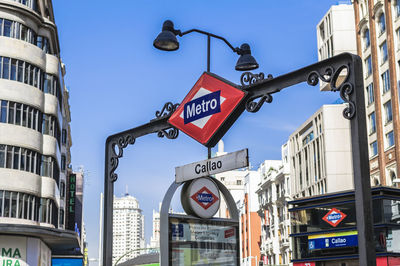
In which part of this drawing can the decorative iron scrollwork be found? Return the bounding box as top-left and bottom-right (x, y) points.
(245, 93), (273, 113)
(109, 134), (135, 182)
(241, 72), (272, 86)
(155, 102), (179, 119)
(157, 127), (179, 139)
(242, 73), (274, 112)
(307, 67), (334, 86)
(306, 64), (355, 119)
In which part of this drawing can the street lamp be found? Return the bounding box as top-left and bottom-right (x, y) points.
(153, 20), (259, 72)
(154, 20), (258, 159)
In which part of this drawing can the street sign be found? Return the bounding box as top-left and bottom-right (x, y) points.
(181, 177), (220, 219)
(322, 208), (347, 227)
(168, 72), (246, 147)
(175, 149), (248, 183)
(308, 231), (358, 250)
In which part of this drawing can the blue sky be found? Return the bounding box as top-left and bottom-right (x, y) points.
(52, 0), (349, 263)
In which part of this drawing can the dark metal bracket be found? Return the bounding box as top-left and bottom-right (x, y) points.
(103, 102), (179, 265)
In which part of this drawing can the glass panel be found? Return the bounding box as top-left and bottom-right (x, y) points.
(15, 103), (21, 125)
(22, 105), (27, 127)
(0, 191), (3, 217)
(27, 107), (32, 128)
(8, 102), (14, 124)
(10, 59), (17, 80)
(2, 57), (10, 79)
(6, 146), (12, 168)
(26, 150), (31, 173)
(1, 100), (7, 123)
(3, 20), (12, 37)
(0, 19), (3, 36)
(18, 193), (23, 218)
(11, 192), (17, 218)
(33, 67), (38, 87)
(385, 101), (393, 123)
(36, 36), (43, 48)
(14, 22), (20, 39)
(20, 24), (27, 41)
(29, 64), (33, 86)
(0, 56), (2, 78)
(0, 145), (5, 168)
(4, 192), (10, 217)
(13, 147), (19, 170)
(24, 63), (29, 84)
(32, 109), (37, 130)
(23, 194), (28, 219)
(367, 83), (374, 104)
(20, 148), (25, 171)
(17, 61), (23, 82)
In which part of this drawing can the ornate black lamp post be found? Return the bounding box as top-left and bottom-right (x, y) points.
(103, 23), (376, 265)
(153, 20), (259, 159)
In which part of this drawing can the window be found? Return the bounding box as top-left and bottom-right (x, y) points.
(369, 112), (376, 134)
(302, 131), (314, 146)
(384, 100), (393, 123)
(366, 56), (372, 77)
(382, 70), (390, 93)
(236, 180), (242, 185)
(396, 0), (400, 18)
(364, 28), (370, 50)
(367, 83), (374, 104)
(0, 100), (43, 132)
(386, 131), (395, 148)
(61, 155), (66, 171)
(379, 13), (386, 34)
(380, 42), (388, 64)
(62, 129), (67, 145)
(371, 141), (378, 157)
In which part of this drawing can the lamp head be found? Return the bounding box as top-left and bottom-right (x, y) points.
(235, 43), (259, 71)
(153, 20), (180, 51)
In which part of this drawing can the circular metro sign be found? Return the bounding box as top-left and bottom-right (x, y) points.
(181, 177), (220, 219)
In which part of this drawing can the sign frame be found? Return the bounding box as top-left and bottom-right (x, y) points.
(168, 72), (247, 148)
(175, 149), (249, 183)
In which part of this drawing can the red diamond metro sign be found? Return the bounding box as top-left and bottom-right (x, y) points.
(168, 72), (246, 147)
(322, 208), (347, 227)
(190, 186), (219, 210)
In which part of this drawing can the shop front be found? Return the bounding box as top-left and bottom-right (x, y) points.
(289, 187), (400, 266)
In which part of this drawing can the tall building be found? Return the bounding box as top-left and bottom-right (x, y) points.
(214, 140), (250, 219)
(149, 204), (161, 249)
(239, 171), (261, 266)
(351, 0), (400, 187)
(256, 145), (292, 266)
(0, 0), (81, 264)
(289, 104), (354, 198)
(113, 193), (145, 265)
(317, 2), (357, 91)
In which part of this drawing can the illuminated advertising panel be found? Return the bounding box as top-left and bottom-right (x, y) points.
(169, 216), (239, 265)
(52, 258), (83, 266)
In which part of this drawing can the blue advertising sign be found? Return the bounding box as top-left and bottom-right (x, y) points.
(308, 231), (358, 250)
(52, 258), (83, 266)
(171, 223), (184, 238)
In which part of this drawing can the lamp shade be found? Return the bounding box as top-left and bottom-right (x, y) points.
(153, 20), (179, 51)
(235, 43), (259, 71)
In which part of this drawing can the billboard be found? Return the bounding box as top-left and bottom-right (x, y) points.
(169, 217), (239, 265)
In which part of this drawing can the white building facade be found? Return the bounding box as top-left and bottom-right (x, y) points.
(0, 0), (80, 264)
(289, 104), (354, 199)
(257, 145), (292, 266)
(149, 205), (160, 249)
(113, 194), (145, 265)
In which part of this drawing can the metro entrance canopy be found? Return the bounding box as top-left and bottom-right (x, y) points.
(103, 53), (376, 266)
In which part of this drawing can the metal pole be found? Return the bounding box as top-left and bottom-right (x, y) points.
(102, 106), (179, 266)
(207, 34), (212, 159)
(98, 193), (103, 266)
